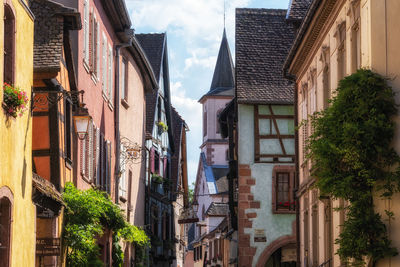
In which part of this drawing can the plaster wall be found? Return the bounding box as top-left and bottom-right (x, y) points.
(238, 104), (295, 267)
(71, 0), (117, 195)
(118, 48), (146, 226)
(0, 0), (36, 265)
(202, 96), (232, 143)
(210, 144), (228, 166)
(293, 0), (400, 266)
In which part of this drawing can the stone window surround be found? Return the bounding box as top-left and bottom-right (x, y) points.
(271, 165), (296, 214)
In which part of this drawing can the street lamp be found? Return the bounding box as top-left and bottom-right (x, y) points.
(73, 103), (91, 140)
(192, 199), (199, 213)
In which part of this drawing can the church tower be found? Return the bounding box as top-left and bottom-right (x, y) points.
(199, 29), (235, 166)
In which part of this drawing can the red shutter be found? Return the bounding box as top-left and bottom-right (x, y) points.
(150, 147), (155, 173)
(163, 157), (167, 177)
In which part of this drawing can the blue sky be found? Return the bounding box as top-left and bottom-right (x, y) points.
(126, 0), (290, 185)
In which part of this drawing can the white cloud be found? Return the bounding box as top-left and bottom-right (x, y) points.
(128, 0), (249, 71)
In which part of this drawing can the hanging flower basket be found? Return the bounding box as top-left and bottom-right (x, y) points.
(157, 121), (168, 133)
(151, 174), (164, 184)
(2, 83), (29, 118)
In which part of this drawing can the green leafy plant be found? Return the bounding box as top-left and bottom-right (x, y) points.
(157, 121), (168, 133)
(307, 69), (400, 266)
(62, 183), (150, 267)
(151, 174), (164, 184)
(2, 83), (29, 118)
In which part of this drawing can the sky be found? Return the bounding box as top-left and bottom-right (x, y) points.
(125, 0), (290, 185)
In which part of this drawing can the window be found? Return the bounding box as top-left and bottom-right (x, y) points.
(0, 196), (12, 267)
(119, 144), (127, 199)
(272, 166), (295, 213)
(83, 0), (89, 64)
(108, 45), (113, 103)
(89, 12), (99, 77)
(301, 88), (308, 163)
(154, 151), (160, 174)
(351, 19), (361, 72)
(4, 4), (15, 85)
(121, 58), (128, 101)
(203, 108), (207, 137)
(216, 109), (223, 134)
(337, 22), (346, 82)
(323, 198), (333, 262)
(312, 190), (319, 266)
(65, 98), (72, 163)
(320, 47), (331, 109)
(151, 205), (158, 236)
(102, 33), (107, 96)
(303, 196), (310, 266)
(214, 239), (218, 259)
(254, 105), (295, 163)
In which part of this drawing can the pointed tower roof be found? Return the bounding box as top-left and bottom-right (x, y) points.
(206, 29), (235, 97)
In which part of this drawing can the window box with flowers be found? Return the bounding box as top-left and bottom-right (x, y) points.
(151, 174), (164, 184)
(2, 83), (29, 118)
(157, 121), (168, 134)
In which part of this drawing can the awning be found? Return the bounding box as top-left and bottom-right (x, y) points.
(32, 172), (65, 217)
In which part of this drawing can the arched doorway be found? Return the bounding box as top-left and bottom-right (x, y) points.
(0, 196), (12, 266)
(264, 246), (296, 267)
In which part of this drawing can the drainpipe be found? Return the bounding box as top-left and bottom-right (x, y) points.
(114, 29), (134, 204)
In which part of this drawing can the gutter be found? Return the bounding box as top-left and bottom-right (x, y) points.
(114, 29), (134, 204)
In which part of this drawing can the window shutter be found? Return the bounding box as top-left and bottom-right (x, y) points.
(85, 122), (90, 177)
(108, 45), (113, 102)
(102, 34), (107, 95)
(100, 133), (105, 188)
(95, 20), (100, 77)
(83, 0), (89, 63)
(119, 144), (126, 198)
(150, 148), (155, 173)
(107, 141), (112, 194)
(94, 127), (100, 184)
(80, 138), (86, 175)
(88, 121), (94, 180)
(89, 10), (93, 69)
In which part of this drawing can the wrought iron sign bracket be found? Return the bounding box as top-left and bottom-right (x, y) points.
(119, 136), (145, 169)
(31, 88), (84, 111)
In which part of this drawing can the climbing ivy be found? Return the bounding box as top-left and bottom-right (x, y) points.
(62, 182), (150, 267)
(307, 69), (400, 266)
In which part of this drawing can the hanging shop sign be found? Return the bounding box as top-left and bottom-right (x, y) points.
(36, 238), (61, 256)
(254, 229), (267, 242)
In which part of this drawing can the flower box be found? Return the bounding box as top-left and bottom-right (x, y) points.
(2, 83), (29, 118)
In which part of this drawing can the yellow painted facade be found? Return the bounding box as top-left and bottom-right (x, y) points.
(0, 0), (36, 266)
(287, 0), (400, 266)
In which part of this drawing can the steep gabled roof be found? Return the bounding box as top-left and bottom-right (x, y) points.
(171, 107), (188, 198)
(31, 0), (81, 73)
(136, 33), (165, 81)
(136, 33), (168, 136)
(207, 29), (235, 96)
(236, 8), (296, 104)
(286, 0), (313, 22)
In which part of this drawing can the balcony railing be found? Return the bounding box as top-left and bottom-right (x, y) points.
(318, 258), (332, 267)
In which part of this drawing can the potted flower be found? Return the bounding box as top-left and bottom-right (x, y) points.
(157, 121), (168, 133)
(2, 83), (29, 118)
(151, 173), (164, 184)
